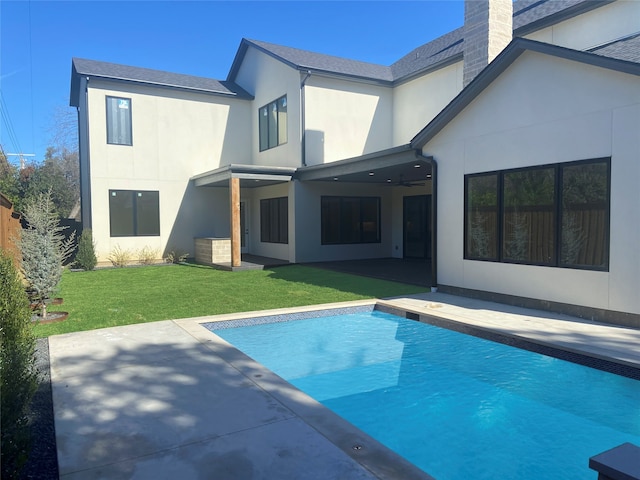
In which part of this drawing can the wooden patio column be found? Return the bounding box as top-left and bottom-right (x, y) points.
(229, 177), (241, 267)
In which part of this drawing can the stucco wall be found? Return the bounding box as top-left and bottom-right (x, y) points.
(85, 80), (249, 262)
(234, 48), (303, 168)
(304, 77), (393, 165)
(421, 51), (640, 314)
(523, 0), (640, 50)
(393, 62), (463, 144)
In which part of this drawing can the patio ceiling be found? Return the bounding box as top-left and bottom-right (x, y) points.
(191, 145), (433, 188)
(296, 145), (433, 186)
(191, 164), (296, 188)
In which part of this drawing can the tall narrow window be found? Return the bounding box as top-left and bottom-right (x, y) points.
(502, 167), (555, 264)
(109, 190), (159, 237)
(321, 196), (381, 245)
(465, 174), (498, 260)
(258, 95), (287, 151)
(106, 96), (132, 145)
(560, 161), (609, 268)
(260, 197), (288, 244)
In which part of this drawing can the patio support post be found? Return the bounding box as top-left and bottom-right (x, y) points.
(230, 177), (241, 267)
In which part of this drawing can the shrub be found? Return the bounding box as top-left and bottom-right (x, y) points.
(19, 190), (74, 319)
(138, 246), (160, 265)
(0, 249), (38, 478)
(164, 249), (189, 264)
(108, 245), (132, 268)
(75, 228), (97, 271)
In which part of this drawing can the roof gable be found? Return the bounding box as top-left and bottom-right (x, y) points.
(227, 38), (394, 84)
(70, 58), (253, 107)
(411, 37), (640, 149)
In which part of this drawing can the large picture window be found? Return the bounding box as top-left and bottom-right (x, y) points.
(259, 96), (287, 151)
(464, 158), (610, 270)
(260, 197), (288, 244)
(106, 96), (132, 145)
(109, 190), (159, 237)
(321, 196), (381, 245)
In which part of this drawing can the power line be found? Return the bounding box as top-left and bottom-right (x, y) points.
(0, 92), (24, 157)
(6, 153), (35, 170)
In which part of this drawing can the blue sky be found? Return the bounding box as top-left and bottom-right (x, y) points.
(1, 1), (463, 164)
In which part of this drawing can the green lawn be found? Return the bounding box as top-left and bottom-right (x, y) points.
(37, 263), (425, 337)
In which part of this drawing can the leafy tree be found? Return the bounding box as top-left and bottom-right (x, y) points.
(19, 190), (75, 319)
(21, 148), (79, 218)
(0, 149), (21, 203)
(0, 146), (79, 218)
(0, 249), (38, 478)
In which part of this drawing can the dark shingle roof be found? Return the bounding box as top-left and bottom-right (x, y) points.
(70, 57), (253, 106)
(390, 0), (617, 82)
(390, 28), (464, 81)
(228, 39), (395, 84)
(589, 33), (640, 63)
(71, 0), (633, 105)
(234, 0), (621, 86)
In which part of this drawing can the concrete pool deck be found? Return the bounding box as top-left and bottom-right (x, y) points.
(49, 292), (640, 479)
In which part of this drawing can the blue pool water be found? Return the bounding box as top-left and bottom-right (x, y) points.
(211, 310), (640, 480)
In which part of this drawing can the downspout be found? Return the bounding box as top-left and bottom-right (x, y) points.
(79, 76), (92, 230)
(418, 152), (437, 291)
(300, 70), (311, 166)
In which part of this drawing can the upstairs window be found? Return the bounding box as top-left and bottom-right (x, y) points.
(259, 95), (287, 151)
(106, 96), (132, 145)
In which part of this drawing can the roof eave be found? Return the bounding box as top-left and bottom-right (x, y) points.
(299, 67), (394, 87)
(514, 0), (616, 36)
(392, 52), (463, 86)
(74, 72), (253, 100)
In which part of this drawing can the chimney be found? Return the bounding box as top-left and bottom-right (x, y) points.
(463, 0), (513, 87)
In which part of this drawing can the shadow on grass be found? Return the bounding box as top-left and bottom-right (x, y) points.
(263, 263), (427, 299)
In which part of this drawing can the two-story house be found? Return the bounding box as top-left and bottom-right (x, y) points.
(70, 0), (640, 325)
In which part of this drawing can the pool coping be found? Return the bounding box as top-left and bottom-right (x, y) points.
(375, 301), (640, 380)
(174, 296), (640, 479)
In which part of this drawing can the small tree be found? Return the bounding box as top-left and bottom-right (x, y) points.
(75, 228), (97, 271)
(0, 249), (38, 477)
(19, 190), (74, 318)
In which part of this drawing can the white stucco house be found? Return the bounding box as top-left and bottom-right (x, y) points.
(70, 0), (640, 326)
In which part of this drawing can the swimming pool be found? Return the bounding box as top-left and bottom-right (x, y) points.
(207, 307), (640, 480)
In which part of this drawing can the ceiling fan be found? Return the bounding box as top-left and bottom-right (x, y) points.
(385, 175), (425, 187)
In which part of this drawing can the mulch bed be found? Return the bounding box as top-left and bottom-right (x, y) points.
(20, 338), (59, 479)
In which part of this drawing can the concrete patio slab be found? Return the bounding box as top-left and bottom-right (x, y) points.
(50, 294), (640, 479)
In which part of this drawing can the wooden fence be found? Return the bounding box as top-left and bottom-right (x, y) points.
(0, 193), (22, 263)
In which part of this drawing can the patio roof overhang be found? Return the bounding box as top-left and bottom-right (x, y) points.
(191, 164), (296, 188)
(296, 144), (433, 185)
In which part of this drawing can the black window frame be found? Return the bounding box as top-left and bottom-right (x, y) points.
(109, 190), (160, 237)
(260, 197), (288, 244)
(463, 158), (610, 271)
(106, 96), (133, 146)
(258, 95), (287, 152)
(321, 196), (381, 245)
